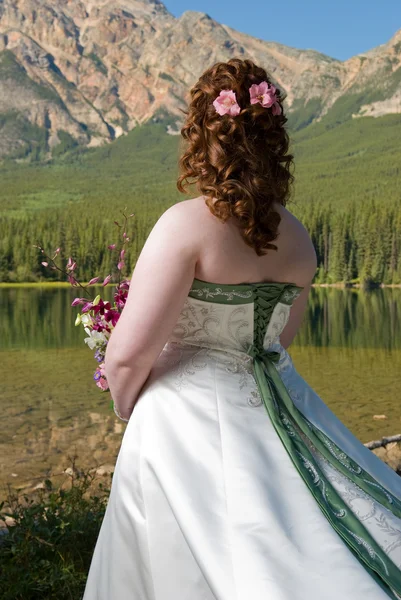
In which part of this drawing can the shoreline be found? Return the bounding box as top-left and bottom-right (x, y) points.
(0, 281), (401, 289)
(2, 434), (400, 500)
(312, 283), (401, 289)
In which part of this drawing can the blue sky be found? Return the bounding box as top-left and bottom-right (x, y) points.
(164, 0), (401, 61)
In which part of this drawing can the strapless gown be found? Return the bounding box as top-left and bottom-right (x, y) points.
(83, 278), (401, 600)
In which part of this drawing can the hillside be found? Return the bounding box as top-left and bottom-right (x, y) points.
(0, 0), (400, 161)
(0, 111), (400, 285)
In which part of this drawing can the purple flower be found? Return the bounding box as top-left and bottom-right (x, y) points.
(94, 350), (105, 363)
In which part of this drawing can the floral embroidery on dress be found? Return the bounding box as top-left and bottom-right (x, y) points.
(171, 298), (220, 345)
(281, 288), (301, 302)
(345, 529), (390, 575)
(295, 447), (347, 518)
(376, 514), (401, 555)
(279, 410), (296, 437)
(226, 306), (253, 351)
(361, 479), (397, 506)
(298, 425), (401, 569)
(247, 388), (262, 407)
(172, 347), (209, 391)
(311, 426), (363, 475)
(165, 296), (256, 392)
(189, 286), (253, 301)
(262, 302), (291, 349)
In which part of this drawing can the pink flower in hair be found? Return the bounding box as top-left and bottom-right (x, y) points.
(213, 90), (241, 117)
(249, 81), (282, 115)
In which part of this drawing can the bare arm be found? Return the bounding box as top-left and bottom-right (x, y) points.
(104, 202), (199, 421)
(279, 282), (313, 349)
(279, 224), (317, 349)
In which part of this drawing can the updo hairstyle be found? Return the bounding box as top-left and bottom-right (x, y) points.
(177, 58), (294, 256)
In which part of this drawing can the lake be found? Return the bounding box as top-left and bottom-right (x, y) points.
(1, 285), (401, 495)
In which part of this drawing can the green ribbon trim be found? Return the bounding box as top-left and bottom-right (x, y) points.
(252, 349), (401, 597)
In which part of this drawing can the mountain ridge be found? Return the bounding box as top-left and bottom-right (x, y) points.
(0, 0), (400, 161)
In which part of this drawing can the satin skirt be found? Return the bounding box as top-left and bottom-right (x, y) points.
(83, 341), (401, 600)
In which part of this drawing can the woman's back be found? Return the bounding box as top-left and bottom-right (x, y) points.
(187, 195), (317, 289)
(178, 195), (317, 348)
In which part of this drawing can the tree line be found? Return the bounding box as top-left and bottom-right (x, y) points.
(0, 197), (400, 286)
(291, 198), (401, 285)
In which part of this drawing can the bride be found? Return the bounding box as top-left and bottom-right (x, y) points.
(83, 58), (401, 600)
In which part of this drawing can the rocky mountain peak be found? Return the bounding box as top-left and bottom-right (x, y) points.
(0, 0), (400, 161)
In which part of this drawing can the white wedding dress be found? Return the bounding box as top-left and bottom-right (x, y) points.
(83, 277), (401, 600)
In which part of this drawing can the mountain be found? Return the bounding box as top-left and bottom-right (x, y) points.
(0, 0), (400, 161)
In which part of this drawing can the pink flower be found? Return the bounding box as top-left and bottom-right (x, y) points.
(96, 377), (109, 391)
(41, 261), (48, 267)
(271, 101), (282, 116)
(102, 274), (112, 286)
(117, 260), (125, 271)
(249, 81), (282, 115)
(108, 244), (116, 250)
(213, 90), (241, 117)
(66, 257), (77, 271)
(104, 308), (120, 327)
(68, 275), (78, 286)
(81, 301), (94, 313)
(120, 249), (125, 261)
(92, 299), (112, 317)
(88, 277), (100, 285)
(71, 297), (87, 307)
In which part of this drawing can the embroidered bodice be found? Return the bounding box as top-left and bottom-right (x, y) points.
(168, 277), (303, 359)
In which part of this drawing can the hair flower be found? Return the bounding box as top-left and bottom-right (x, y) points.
(213, 90), (241, 117)
(249, 81), (282, 115)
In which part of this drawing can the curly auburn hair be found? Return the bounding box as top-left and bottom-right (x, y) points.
(177, 58), (294, 256)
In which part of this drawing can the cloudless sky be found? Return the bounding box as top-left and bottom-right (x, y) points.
(163, 0), (401, 61)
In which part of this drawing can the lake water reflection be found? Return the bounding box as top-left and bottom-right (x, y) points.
(1, 285), (401, 493)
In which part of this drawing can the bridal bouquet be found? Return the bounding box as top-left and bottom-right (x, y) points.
(34, 209), (134, 396)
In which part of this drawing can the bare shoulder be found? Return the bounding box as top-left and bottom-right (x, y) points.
(276, 204), (317, 278)
(155, 197), (203, 228)
(160, 197), (207, 223)
(276, 203), (314, 243)
(159, 197), (213, 239)
(149, 197), (206, 255)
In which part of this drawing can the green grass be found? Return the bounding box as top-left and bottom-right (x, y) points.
(1, 111), (400, 217)
(0, 458), (110, 600)
(292, 114), (401, 206)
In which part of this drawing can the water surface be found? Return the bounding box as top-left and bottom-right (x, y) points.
(1, 286), (400, 494)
